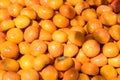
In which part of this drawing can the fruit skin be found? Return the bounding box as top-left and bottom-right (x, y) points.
(59, 4), (76, 19)
(63, 68), (79, 80)
(40, 65), (58, 80)
(81, 62), (99, 76)
(100, 65), (117, 80)
(82, 39), (100, 57)
(54, 56), (74, 71)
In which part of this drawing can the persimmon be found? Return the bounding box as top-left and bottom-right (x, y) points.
(0, 70), (6, 80)
(102, 42), (119, 57)
(63, 68), (79, 80)
(0, 41), (19, 59)
(81, 62), (99, 75)
(78, 73), (90, 80)
(82, 39), (100, 57)
(54, 56), (74, 71)
(2, 71), (21, 80)
(40, 65), (58, 80)
(0, 0), (10, 8)
(72, 58), (81, 71)
(30, 39), (47, 56)
(91, 75), (106, 80)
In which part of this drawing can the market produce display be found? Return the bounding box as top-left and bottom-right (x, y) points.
(0, 0), (120, 80)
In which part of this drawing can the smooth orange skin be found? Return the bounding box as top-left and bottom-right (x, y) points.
(53, 14), (69, 28)
(19, 41), (31, 55)
(30, 40), (47, 56)
(64, 43), (79, 57)
(37, 6), (54, 19)
(18, 54), (34, 70)
(0, 0), (10, 8)
(109, 25), (120, 40)
(18, 69), (39, 80)
(81, 62), (99, 75)
(0, 41), (19, 59)
(76, 49), (90, 64)
(82, 39), (100, 57)
(33, 54), (51, 71)
(52, 30), (68, 43)
(102, 42), (119, 58)
(100, 65), (117, 80)
(59, 4), (76, 19)
(91, 75), (106, 80)
(0, 70), (6, 80)
(48, 41), (64, 58)
(96, 5), (113, 15)
(66, 0), (84, 6)
(40, 65), (58, 80)
(90, 53), (108, 67)
(0, 58), (19, 72)
(8, 3), (23, 17)
(108, 54), (120, 67)
(86, 19), (103, 33)
(78, 73), (90, 80)
(6, 28), (24, 43)
(24, 26), (40, 42)
(3, 71), (21, 80)
(93, 28), (110, 44)
(39, 29), (52, 41)
(40, 20), (57, 33)
(54, 56), (74, 71)
(63, 68), (79, 80)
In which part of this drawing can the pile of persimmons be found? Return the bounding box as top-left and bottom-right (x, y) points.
(0, 0), (120, 80)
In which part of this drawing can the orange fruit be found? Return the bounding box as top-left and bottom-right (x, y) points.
(6, 28), (24, 43)
(78, 73), (90, 80)
(2, 71), (21, 80)
(53, 14), (69, 28)
(81, 62), (99, 75)
(0, 0), (10, 8)
(0, 41), (19, 59)
(40, 65), (58, 80)
(82, 39), (100, 57)
(48, 41), (64, 58)
(30, 39), (47, 56)
(18, 54), (34, 70)
(63, 68), (79, 80)
(102, 42), (119, 57)
(54, 56), (74, 71)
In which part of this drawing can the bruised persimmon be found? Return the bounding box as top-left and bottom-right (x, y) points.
(63, 68), (79, 80)
(53, 14), (69, 28)
(102, 42), (119, 57)
(3, 71), (21, 80)
(0, 41), (19, 59)
(40, 65), (58, 80)
(82, 39), (100, 57)
(48, 41), (64, 58)
(30, 39), (47, 56)
(59, 4), (76, 19)
(81, 62), (99, 75)
(54, 56), (74, 71)
(68, 31), (85, 46)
